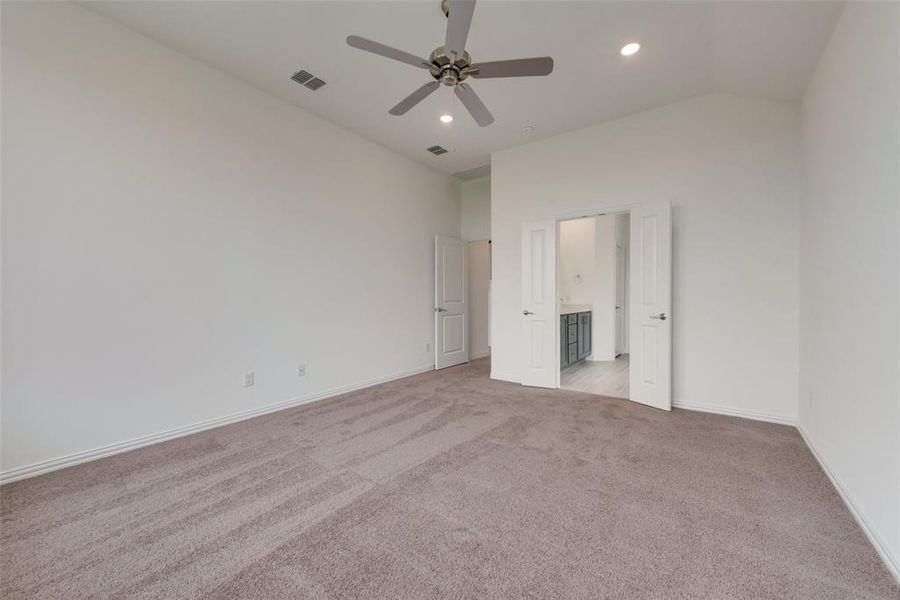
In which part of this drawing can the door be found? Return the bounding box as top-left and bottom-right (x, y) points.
(521, 221), (557, 388)
(629, 200), (672, 410)
(435, 236), (468, 369)
(615, 245), (626, 356)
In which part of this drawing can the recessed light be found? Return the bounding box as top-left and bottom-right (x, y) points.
(620, 42), (640, 56)
(440, 114), (453, 124)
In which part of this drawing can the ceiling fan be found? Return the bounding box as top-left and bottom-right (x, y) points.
(346, 0), (553, 127)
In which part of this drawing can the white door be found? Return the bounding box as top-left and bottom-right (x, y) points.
(520, 221), (558, 388)
(435, 236), (468, 369)
(615, 244), (626, 357)
(628, 199), (672, 410)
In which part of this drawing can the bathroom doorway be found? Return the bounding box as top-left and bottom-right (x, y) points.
(557, 213), (630, 399)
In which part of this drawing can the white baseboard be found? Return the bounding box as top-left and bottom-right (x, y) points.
(672, 400), (796, 426)
(797, 425), (900, 585)
(470, 352), (490, 360)
(0, 363), (435, 485)
(490, 371), (521, 384)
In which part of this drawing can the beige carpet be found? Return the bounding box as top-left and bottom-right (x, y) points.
(2, 359), (898, 599)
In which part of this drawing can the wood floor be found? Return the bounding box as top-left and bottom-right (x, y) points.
(561, 354), (629, 398)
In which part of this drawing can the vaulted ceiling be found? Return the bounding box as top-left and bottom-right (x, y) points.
(85, 1), (842, 177)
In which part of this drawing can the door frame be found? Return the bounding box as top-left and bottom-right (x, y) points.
(552, 202), (639, 390)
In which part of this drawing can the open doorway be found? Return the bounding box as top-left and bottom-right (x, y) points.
(434, 235), (491, 370)
(467, 240), (491, 361)
(557, 213), (630, 398)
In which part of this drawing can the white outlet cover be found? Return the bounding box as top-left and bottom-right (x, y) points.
(243, 372), (255, 387)
(297, 364), (306, 377)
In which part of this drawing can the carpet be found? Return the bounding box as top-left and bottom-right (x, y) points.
(2, 359), (898, 599)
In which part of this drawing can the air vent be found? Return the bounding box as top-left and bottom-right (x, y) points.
(291, 70), (313, 85)
(290, 70), (327, 91)
(427, 145), (449, 156)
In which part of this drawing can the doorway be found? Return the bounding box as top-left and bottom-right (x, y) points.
(557, 213), (630, 399)
(467, 240), (491, 361)
(434, 236), (491, 370)
(519, 199), (671, 410)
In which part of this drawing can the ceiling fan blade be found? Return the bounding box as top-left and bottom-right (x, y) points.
(346, 35), (430, 70)
(471, 57), (554, 78)
(454, 83), (494, 127)
(444, 0), (476, 59)
(389, 81), (441, 115)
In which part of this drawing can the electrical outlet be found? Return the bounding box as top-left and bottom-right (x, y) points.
(243, 372), (255, 387)
(425, 342), (431, 353)
(297, 364), (306, 377)
(807, 390), (814, 408)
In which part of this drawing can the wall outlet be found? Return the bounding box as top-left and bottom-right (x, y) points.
(243, 372), (255, 387)
(297, 364), (306, 377)
(807, 390), (814, 409)
(425, 342), (431, 353)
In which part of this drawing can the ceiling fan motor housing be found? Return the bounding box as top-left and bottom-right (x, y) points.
(428, 47), (473, 86)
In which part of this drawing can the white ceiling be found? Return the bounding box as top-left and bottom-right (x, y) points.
(84, 1), (841, 177)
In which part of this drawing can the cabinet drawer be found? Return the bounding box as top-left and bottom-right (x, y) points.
(567, 323), (578, 343)
(568, 343), (578, 365)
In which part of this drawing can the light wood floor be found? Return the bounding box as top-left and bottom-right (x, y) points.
(561, 354), (629, 399)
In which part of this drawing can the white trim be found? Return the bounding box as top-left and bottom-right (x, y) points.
(0, 364), (434, 485)
(470, 352), (491, 360)
(797, 425), (900, 585)
(673, 400), (796, 426)
(490, 371), (521, 384)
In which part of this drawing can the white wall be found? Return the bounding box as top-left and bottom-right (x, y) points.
(491, 93), (801, 423)
(558, 218), (596, 305)
(0, 2), (459, 476)
(798, 2), (900, 578)
(467, 240), (490, 359)
(592, 215), (617, 361)
(615, 213), (630, 354)
(460, 176), (491, 241)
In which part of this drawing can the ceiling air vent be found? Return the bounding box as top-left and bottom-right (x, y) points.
(290, 70), (327, 91)
(304, 77), (326, 91)
(427, 145), (449, 156)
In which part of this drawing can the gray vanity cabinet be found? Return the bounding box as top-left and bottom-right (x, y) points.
(560, 311), (591, 369)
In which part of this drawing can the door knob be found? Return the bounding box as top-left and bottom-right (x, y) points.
(435, 307), (447, 312)
(649, 312), (667, 320)
(523, 310), (534, 315)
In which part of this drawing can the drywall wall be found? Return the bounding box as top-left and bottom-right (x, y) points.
(558, 218), (596, 305)
(0, 2), (459, 476)
(798, 2), (900, 578)
(491, 93), (801, 423)
(592, 216), (617, 361)
(467, 241), (490, 359)
(615, 213), (630, 355)
(460, 176), (491, 241)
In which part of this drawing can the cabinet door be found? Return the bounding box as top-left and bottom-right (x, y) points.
(568, 343), (578, 365)
(583, 313), (592, 356)
(560, 316), (568, 368)
(577, 313), (590, 358)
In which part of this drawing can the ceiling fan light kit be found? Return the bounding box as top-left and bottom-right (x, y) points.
(346, 0), (554, 128)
